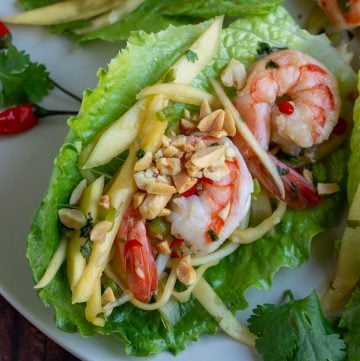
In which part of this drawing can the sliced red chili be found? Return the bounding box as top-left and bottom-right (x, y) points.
(0, 21), (11, 48)
(171, 251), (179, 258)
(332, 117), (347, 136)
(278, 101), (294, 115)
(170, 238), (184, 249)
(198, 177), (214, 185)
(181, 184), (197, 197)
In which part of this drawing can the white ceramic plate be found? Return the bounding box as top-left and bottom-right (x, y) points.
(0, 1), (352, 360)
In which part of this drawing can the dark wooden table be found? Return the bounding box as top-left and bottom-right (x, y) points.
(0, 295), (79, 361)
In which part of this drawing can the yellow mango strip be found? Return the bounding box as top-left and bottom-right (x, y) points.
(322, 183), (360, 315)
(82, 18), (223, 170)
(67, 176), (104, 290)
(72, 95), (168, 304)
(74, 0), (145, 35)
(34, 237), (68, 289)
(2, 0), (124, 26)
(137, 83), (220, 108)
(85, 277), (105, 327)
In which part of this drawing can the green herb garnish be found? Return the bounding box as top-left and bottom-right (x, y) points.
(185, 50), (198, 63)
(207, 229), (219, 242)
(136, 149), (145, 159)
(80, 239), (92, 258)
(80, 213), (93, 238)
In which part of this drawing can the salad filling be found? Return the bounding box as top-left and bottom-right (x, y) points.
(28, 6), (357, 356)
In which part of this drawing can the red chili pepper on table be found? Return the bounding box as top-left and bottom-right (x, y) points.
(0, 21), (11, 48)
(0, 103), (77, 135)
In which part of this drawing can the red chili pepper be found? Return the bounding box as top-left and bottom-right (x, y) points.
(332, 117), (347, 136)
(0, 104), (77, 135)
(0, 21), (11, 48)
(0, 103), (38, 135)
(170, 238), (184, 249)
(181, 184), (197, 197)
(278, 101), (294, 115)
(198, 177), (214, 185)
(171, 251), (179, 258)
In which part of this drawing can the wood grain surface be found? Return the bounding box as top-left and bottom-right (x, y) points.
(0, 295), (79, 361)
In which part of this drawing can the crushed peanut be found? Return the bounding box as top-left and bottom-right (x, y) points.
(223, 110), (236, 136)
(191, 145), (226, 168)
(155, 157), (181, 176)
(134, 151), (153, 171)
(156, 240), (171, 255)
(90, 220), (113, 243)
(139, 194), (172, 220)
(133, 191), (146, 209)
(159, 208), (171, 217)
(58, 208), (86, 230)
(102, 287), (116, 303)
(176, 255), (197, 286)
(99, 195), (110, 209)
(197, 109), (225, 133)
(199, 99), (212, 119)
(220, 58), (247, 91)
(173, 170), (198, 193)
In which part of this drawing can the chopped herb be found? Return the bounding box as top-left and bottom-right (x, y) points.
(346, 220), (360, 229)
(257, 41), (287, 56)
(80, 239), (92, 258)
(265, 60), (279, 69)
(210, 142), (220, 147)
(80, 213), (93, 238)
(136, 149), (145, 159)
(207, 229), (219, 242)
(163, 68), (176, 83)
(252, 179), (261, 196)
(185, 50), (198, 63)
(276, 165), (289, 176)
(347, 30), (355, 41)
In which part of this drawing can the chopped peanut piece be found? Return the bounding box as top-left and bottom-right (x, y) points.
(185, 160), (203, 178)
(102, 287), (116, 303)
(58, 208), (86, 230)
(210, 129), (228, 138)
(159, 208), (171, 217)
(99, 195), (110, 209)
(223, 109), (236, 136)
(199, 99), (212, 119)
(197, 109), (225, 132)
(317, 183), (340, 195)
(133, 191), (146, 209)
(146, 182), (177, 195)
(156, 240), (171, 255)
(161, 135), (170, 148)
(176, 255), (197, 286)
(163, 145), (179, 158)
(156, 157), (181, 176)
(171, 135), (187, 149)
(220, 58), (247, 91)
(90, 220), (113, 243)
(134, 151), (153, 172)
(180, 118), (197, 133)
(173, 171), (198, 193)
(139, 194), (172, 220)
(191, 145), (226, 168)
(204, 163), (229, 182)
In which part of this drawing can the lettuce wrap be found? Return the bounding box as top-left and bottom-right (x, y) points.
(27, 6), (357, 356)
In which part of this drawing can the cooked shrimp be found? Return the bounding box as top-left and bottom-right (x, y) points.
(234, 49), (341, 156)
(115, 206), (158, 303)
(167, 135), (253, 255)
(317, 0), (360, 29)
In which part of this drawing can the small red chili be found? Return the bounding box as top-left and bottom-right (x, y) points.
(170, 251), (179, 258)
(332, 117), (347, 136)
(0, 103), (77, 135)
(198, 177), (214, 185)
(170, 238), (184, 249)
(0, 21), (11, 48)
(278, 101), (294, 115)
(181, 184), (197, 197)
(0, 103), (38, 135)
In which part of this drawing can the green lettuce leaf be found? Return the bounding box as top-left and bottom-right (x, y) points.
(18, 0), (283, 43)
(27, 6), (357, 356)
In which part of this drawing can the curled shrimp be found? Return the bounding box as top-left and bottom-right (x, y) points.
(167, 135), (253, 255)
(234, 49), (340, 208)
(115, 206), (158, 303)
(317, 0), (360, 29)
(235, 49), (341, 156)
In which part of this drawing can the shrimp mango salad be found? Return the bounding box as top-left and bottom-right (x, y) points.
(28, 6), (357, 357)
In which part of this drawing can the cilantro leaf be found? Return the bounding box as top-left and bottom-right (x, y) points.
(339, 287), (360, 360)
(185, 50), (198, 63)
(0, 45), (53, 106)
(248, 291), (346, 361)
